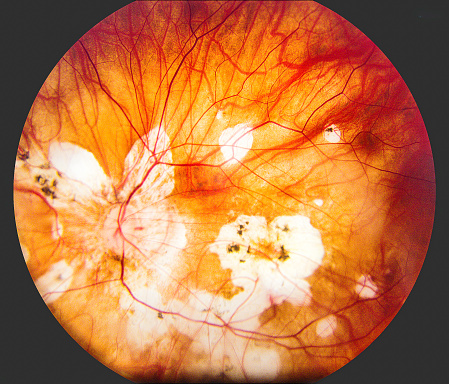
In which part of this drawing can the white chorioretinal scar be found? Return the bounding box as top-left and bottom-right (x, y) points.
(210, 214), (325, 312)
(323, 124), (341, 143)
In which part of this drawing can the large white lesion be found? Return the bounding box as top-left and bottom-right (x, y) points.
(163, 214), (325, 352)
(148, 212), (326, 380)
(209, 214), (325, 310)
(14, 139), (115, 208)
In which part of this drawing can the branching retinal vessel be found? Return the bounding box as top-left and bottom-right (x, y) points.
(14, 1), (435, 383)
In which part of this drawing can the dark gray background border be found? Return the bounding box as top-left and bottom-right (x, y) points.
(2, 1), (446, 383)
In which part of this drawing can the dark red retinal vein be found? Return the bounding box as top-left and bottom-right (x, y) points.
(13, 1), (435, 383)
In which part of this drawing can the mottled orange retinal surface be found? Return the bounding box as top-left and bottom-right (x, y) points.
(13, 1), (435, 383)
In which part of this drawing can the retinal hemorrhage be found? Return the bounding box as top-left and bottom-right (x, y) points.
(14, 1), (435, 383)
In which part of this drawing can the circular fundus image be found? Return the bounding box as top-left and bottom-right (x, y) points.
(13, 1), (435, 383)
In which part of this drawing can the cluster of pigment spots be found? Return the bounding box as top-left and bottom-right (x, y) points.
(210, 215), (325, 308)
(14, 139), (114, 211)
(16, 127), (188, 313)
(131, 214), (326, 377)
(323, 124), (342, 143)
(120, 214), (325, 377)
(13, 0), (436, 381)
(111, 215), (294, 382)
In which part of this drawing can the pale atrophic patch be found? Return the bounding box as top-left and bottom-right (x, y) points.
(219, 123), (254, 164)
(21, 126), (297, 380)
(355, 274), (378, 299)
(176, 302), (280, 382)
(35, 260), (74, 304)
(316, 315), (338, 338)
(323, 124), (341, 143)
(172, 214), (323, 378)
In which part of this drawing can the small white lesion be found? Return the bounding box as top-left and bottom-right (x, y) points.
(219, 123), (254, 164)
(313, 198), (324, 207)
(355, 274), (378, 299)
(35, 260), (74, 304)
(316, 315), (337, 338)
(323, 124), (341, 143)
